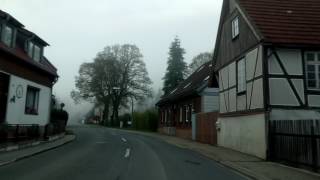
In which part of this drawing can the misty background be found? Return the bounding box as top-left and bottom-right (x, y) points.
(0, 0), (222, 124)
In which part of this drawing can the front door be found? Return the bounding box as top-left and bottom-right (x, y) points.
(0, 73), (9, 123)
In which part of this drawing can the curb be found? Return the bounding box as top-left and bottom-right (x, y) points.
(218, 161), (270, 180)
(0, 133), (66, 153)
(0, 135), (76, 167)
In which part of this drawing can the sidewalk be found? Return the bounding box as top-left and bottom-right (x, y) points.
(0, 134), (75, 166)
(124, 129), (320, 180)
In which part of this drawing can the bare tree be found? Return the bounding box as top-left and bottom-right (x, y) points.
(189, 52), (212, 74)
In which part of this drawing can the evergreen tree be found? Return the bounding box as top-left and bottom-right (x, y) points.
(162, 37), (187, 95)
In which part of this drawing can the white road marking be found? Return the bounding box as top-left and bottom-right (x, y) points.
(124, 148), (131, 158)
(95, 141), (108, 144)
(121, 137), (127, 142)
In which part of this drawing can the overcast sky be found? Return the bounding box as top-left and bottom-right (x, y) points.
(0, 0), (222, 120)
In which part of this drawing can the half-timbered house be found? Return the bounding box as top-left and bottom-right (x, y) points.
(157, 61), (219, 140)
(0, 10), (58, 133)
(214, 0), (320, 159)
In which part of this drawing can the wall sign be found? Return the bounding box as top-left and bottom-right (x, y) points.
(16, 85), (23, 99)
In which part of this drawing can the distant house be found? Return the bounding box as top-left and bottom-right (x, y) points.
(214, 0), (320, 159)
(0, 10), (58, 131)
(156, 62), (219, 140)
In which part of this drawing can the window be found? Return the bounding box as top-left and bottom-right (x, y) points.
(232, 17), (239, 39)
(27, 41), (42, 62)
(185, 106), (189, 122)
(33, 45), (41, 61)
(237, 58), (246, 93)
(25, 86), (40, 115)
(179, 107), (183, 123)
(2, 25), (13, 47)
(164, 110), (167, 122)
(306, 52), (320, 90)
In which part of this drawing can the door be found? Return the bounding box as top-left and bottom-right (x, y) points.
(0, 73), (9, 123)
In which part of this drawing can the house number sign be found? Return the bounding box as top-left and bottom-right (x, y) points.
(16, 85), (23, 99)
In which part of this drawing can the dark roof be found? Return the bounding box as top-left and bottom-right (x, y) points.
(157, 61), (215, 106)
(239, 0), (320, 46)
(0, 9), (57, 77)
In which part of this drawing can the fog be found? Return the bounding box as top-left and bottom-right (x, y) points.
(0, 0), (222, 124)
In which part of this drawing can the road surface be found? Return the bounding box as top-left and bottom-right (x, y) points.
(0, 126), (249, 180)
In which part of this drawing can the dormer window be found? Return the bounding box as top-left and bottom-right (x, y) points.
(2, 25), (13, 47)
(232, 17), (239, 39)
(27, 41), (42, 62)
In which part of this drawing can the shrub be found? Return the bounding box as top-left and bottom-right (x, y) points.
(132, 108), (158, 132)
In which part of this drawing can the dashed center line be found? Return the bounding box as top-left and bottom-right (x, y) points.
(124, 148), (131, 158)
(95, 141), (108, 144)
(121, 137), (127, 142)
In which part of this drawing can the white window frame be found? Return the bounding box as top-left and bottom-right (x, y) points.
(185, 105), (189, 122)
(237, 58), (246, 94)
(179, 107), (183, 123)
(305, 52), (320, 90)
(232, 16), (239, 39)
(25, 86), (40, 115)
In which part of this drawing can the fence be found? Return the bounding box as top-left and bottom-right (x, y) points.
(269, 120), (320, 171)
(0, 124), (40, 143)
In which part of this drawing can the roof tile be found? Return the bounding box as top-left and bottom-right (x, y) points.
(239, 0), (320, 45)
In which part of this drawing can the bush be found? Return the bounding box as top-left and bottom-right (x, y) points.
(132, 108), (158, 132)
(50, 109), (69, 134)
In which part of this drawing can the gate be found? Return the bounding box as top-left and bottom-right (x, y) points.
(269, 120), (320, 171)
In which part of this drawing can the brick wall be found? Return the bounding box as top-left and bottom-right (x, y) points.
(176, 127), (192, 140)
(196, 112), (219, 145)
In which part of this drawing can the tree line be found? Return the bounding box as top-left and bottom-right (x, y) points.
(71, 37), (212, 126)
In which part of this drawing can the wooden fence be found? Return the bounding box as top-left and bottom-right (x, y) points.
(269, 120), (320, 172)
(196, 112), (218, 145)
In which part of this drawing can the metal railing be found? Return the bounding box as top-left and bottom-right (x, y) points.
(0, 124), (40, 143)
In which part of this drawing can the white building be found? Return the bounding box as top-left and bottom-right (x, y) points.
(0, 10), (58, 131)
(213, 0), (320, 159)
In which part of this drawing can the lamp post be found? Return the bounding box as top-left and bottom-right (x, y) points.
(130, 96), (134, 128)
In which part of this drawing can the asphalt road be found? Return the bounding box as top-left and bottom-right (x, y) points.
(0, 126), (248, 180)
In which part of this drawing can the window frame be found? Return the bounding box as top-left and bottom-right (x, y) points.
(232, 16), (240, 39)
(2, 24), (14, 47)
(185, 105), (189, 122)
(25, 86), (40, 115)
(27, 41), (42, 62)
(237, 58), (246, 95)
(305, 52), (320, 90)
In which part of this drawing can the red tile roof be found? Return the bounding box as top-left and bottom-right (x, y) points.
(0, 9), (57, 77)
(0, 43), (58, 77)
(239, 0), (320, 45)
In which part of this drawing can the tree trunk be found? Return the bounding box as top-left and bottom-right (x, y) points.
(103, 102), (109, 126)
(111, 101), (120, 127)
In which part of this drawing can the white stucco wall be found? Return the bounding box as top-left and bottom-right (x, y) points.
(270, 109), (320, 120)
(217, 113), (267, 159)
(201, 88), (219, 113)
(218, 46), (264, 114)
(5, 75), (51, 125)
